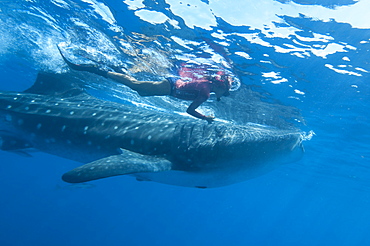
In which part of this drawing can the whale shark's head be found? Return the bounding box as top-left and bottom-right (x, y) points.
(168, 122), (304, 173)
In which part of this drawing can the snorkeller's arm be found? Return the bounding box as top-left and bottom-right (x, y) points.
(186, 98), (215, 123)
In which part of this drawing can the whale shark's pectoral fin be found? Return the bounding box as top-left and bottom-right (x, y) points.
(0, 133), (32, 150)
(62, 149), (172, 183)
(0, 133), (33, 157)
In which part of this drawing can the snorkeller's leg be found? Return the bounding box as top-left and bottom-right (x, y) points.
(58, 46), (171, 96)
(107, 72), (171, 96)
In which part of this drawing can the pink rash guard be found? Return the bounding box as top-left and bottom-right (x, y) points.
(169, 78), (211, 101)
(166, 63), (229, 121)
(167, 77), (212, 120)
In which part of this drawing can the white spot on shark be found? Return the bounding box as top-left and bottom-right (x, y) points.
(92, 113), (97, 116)
(114, 126), (118, 130)
(25, 107), (29, 111)
(6, 105), (12, 109)
(36, 123), (42, 129)
(13, 97), (18, 100)
(70, 111), (74, 115)
(61, 125), (66, 132)
(46, 109), (51, 113)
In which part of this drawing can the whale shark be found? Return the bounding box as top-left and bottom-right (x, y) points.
(0, 72), (304, 188)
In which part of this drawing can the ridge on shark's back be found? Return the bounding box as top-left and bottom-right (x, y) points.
(0, 72), (305, 188)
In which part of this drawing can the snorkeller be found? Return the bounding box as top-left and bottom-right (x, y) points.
(58, 47), (237, 123)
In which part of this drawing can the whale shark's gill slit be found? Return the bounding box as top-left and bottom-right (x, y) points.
(177, 124), (197, 149)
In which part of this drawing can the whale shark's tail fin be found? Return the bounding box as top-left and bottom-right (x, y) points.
(62, 149), (172, 183)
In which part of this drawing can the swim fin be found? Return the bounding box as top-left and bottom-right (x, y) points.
(57, 46), (109, 78)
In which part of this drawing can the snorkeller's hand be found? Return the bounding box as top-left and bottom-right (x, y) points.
(204, 115), (215, 124)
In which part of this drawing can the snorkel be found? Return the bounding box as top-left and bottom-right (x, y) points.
(211, 71), (232, 101)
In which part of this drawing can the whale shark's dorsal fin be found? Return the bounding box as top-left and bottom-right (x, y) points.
(62, 149), (172, 183)
(25, 72), (85, 97)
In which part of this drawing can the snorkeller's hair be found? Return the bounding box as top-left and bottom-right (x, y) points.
(210, 71), (232, 101)
(211, 71), (231, 89)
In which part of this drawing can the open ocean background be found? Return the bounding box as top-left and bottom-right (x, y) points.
(0, 0), (369, 245)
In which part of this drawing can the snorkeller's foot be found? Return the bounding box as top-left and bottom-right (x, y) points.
(57, 46), (109, 78)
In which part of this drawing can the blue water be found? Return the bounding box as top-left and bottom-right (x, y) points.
(0, 0), (369, 245)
